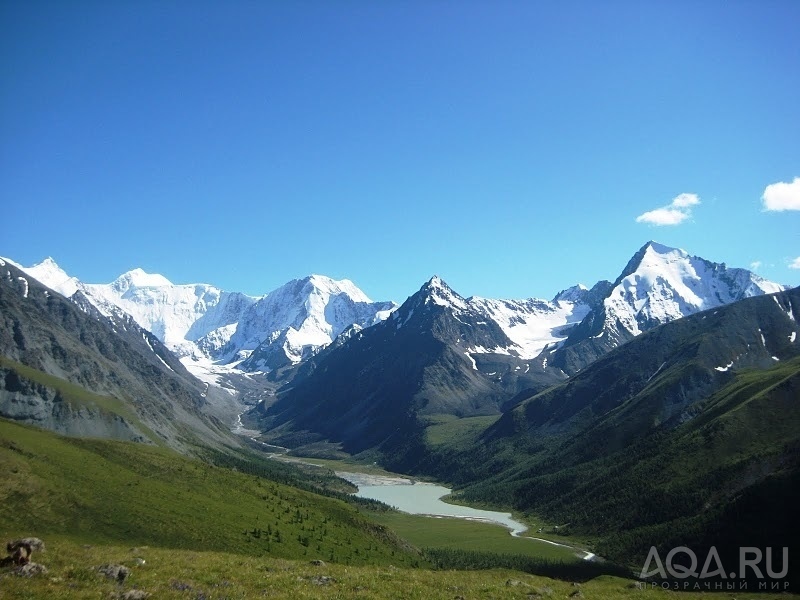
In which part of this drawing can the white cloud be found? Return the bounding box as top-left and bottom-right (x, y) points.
(636, 208), (690, 226)
(750, 261), (762, 271)
(636, 193), (701, 226)
(789, 256), (800, 270)
(671, 193), (701, 208)
(762, 177), (800, 211)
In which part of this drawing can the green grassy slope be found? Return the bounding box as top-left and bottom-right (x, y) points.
(3, 419), (797, 598)
(6, 538), (792, 600)
(423, 414), (499, 449)
(453, 356), (800, 578)
(0, 419), (416, 567)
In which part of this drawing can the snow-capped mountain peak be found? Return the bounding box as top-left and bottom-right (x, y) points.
(605, 241), (787, 337)
(388, 276), (590, 360)
(553, 283), (590, 304)
(420, 275), (468, 311)
(22, 257), (81, 297)
(227, 274), (397, 371)
(111, 268), (173, 292)
(15, 259), (258, 358)
(551, 241), (790, 375)
(644, 239), (680, 254)
(305, 274), (372, 303)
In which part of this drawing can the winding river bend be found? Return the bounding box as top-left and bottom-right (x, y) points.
(336, 471), (595, 561)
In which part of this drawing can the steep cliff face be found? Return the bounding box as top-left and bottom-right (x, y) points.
(0, 365), (148, 442)
(0, 260), (234, 451)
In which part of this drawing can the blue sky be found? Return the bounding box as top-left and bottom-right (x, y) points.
(2, 1), (799, 302)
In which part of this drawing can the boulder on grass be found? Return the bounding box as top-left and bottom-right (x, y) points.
(96, 563), (131, 583)
(15, 562), (48, 577)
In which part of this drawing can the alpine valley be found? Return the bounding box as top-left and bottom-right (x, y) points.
(1, 241), (798, 594)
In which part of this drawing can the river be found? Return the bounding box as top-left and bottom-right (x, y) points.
(336, 471), (595, 560)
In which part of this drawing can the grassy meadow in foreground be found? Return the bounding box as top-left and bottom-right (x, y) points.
(2, 538), (797, 600)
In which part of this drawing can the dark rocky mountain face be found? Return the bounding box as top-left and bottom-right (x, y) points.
(253, 277), (565, 460)
(0, 261), (234, 451)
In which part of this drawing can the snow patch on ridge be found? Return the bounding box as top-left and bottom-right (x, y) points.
(646, 362), (667, 383)
(773, 296), (796, 322)
(467, 345), (512, 356)
(17, 277), (28, 299)
(156, 354), (175, 372)
(464, 352), (478, 371)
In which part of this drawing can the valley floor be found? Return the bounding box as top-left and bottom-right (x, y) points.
(275, 454), (595, 561)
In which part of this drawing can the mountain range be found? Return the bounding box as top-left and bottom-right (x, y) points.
(20, 257), (396, 373)
(17, 241), (782, 379)
(251, 242), (788, 458)
(4, 242), (788, 449)
(2, 241), (798, 580)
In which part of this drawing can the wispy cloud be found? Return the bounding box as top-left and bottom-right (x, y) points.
(750, 261), (762, 271)
(789, 257), (800, 270)
(762, 177), (800, 211)
(636, 193), (700, 226)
